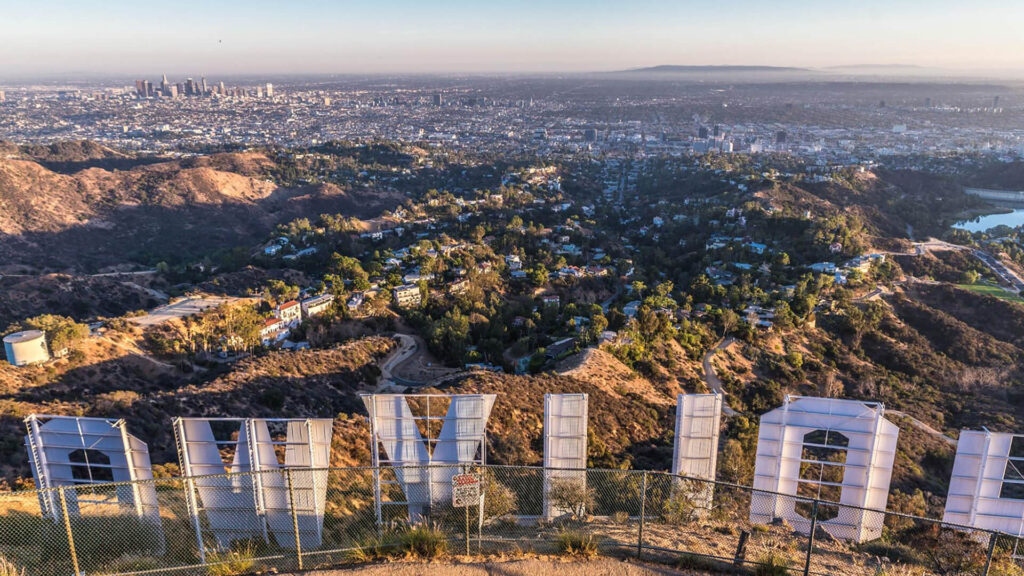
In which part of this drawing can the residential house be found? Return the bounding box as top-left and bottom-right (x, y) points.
(274, 300), (302, 327)
(393, 284), (422, 307)
(300, 294), (334, 318)
(260, 318), (289, 346)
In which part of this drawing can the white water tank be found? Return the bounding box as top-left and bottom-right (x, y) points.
(4, 330), (50, 366)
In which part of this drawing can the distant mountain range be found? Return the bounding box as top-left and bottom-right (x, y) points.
(618, 65), (811, 74)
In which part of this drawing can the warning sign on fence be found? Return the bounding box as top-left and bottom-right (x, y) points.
(452, 473), (481, 507)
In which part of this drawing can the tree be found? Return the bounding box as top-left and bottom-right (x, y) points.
(328, 253), (371, 291)
(718, 308), (740, 338)
(263, 280), (299, 305)
(8, 315), (89, 354)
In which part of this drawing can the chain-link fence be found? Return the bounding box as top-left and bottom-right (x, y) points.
(0, 466), (1021, 575)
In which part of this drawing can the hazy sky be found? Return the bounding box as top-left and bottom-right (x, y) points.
(2, 0), (1023, 77)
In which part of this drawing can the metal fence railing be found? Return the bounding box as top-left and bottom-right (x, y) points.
(0, 465), (1021, 576)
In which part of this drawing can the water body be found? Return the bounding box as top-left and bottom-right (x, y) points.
(955, 208), (1024, 233)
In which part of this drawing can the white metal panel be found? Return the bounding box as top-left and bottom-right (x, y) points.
(943, 430), (1024, 537)
(672, 394), (722, 512)
(672, 393), (722, 480)
(361, 394), (496, 521)
(174, 418), (261, 546)
(174, 417), (333, 549)
(749, 396), (898, 542)
(23, 415), (161, 526)
(543, 393), (589, 519)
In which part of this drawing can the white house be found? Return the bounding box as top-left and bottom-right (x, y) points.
(274, 300), (303, 327)
(301, 294), (334, 318)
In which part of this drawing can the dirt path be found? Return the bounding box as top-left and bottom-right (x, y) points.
(290, 558), (698, 576)
(701, 338), (738, 416)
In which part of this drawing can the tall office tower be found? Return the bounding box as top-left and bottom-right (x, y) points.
(160, 73), (170, 94)
(698, 126), (709, 139)
(144, 81), (153, 97)
(713, 124), (720, 138)
(185, 78), (196, 96)
(265, 83), (274, 98)
(169, 84), (179, 98)
(776, 130), (787, 145)
(925, 97), (931, 107)
(432, 93), (442, 106)
(0, 90), (5, 103)
(201, 76), (208, 95)
(135, 80), (145, 97)
(994, 96), (1000, 108)
(219, 81), (226, 95)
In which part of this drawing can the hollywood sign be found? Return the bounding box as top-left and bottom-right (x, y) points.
(20, 394), (1024, 548)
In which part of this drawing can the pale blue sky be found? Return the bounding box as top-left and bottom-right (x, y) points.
(1, 0), (1022, 76)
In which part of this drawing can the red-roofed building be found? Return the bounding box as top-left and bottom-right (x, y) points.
(274, 300), (302, 327)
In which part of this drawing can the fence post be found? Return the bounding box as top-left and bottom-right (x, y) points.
(803, 500), (818, 576)
(58, 486), (82, 576)
(286, 468), (303, 571)
(982, 532), (997, 576)
(637, 471), (647, 560)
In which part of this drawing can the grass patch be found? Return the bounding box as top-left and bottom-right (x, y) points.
(205, 545), (256, 576)
(0, 557), (26, 576)
(397, 523), (448, 559)
(753, 551), (790, 576)
(555, 529), (597, 558)
(956, 283), (1024, 304)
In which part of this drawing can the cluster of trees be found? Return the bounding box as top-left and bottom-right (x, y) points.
(149, 304), (264, 358)
(4, 314), (89, 355)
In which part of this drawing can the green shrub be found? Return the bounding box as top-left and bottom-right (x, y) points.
(990, 559), (1024, 576)
(547, 478), (596, 520)
(346, 534), (395, 563)
(482, 476), (518, 521)
(398, 523), (448, 559)
(660, 484), (704, 525)
(754, 551), (790, 576)
(205, 545), (256, 576)
(555, 529), (597, 558)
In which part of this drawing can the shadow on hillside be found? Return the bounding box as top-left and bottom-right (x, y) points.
(36, 157), (168, 174)
(0, 184), (402, 272)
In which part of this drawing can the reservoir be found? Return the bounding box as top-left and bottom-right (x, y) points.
(955, 208), (1024, 233)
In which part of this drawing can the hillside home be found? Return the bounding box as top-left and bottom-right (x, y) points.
(274, 300), (302, 327)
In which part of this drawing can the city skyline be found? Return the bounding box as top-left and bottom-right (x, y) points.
(3, 0), (1024, 78)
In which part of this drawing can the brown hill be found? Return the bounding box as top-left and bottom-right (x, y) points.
(0, 152), (403, 272)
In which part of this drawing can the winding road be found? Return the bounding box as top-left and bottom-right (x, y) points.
(377, 333), (420, 389)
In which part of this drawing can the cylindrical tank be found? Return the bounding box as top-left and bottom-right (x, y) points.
(3, 330), (50, 366)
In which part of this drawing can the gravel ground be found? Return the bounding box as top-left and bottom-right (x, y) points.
(289, 557), (702, 575)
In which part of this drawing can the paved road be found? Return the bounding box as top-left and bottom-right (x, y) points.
(128, 295), (256, 327)
(973, 249), (1024, 293)
(701, 337), (738, 416)
(377, 333), (420, 388)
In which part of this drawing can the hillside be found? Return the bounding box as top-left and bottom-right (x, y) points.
(0, 151), (404, 272)
(0, 335), (395, 484)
